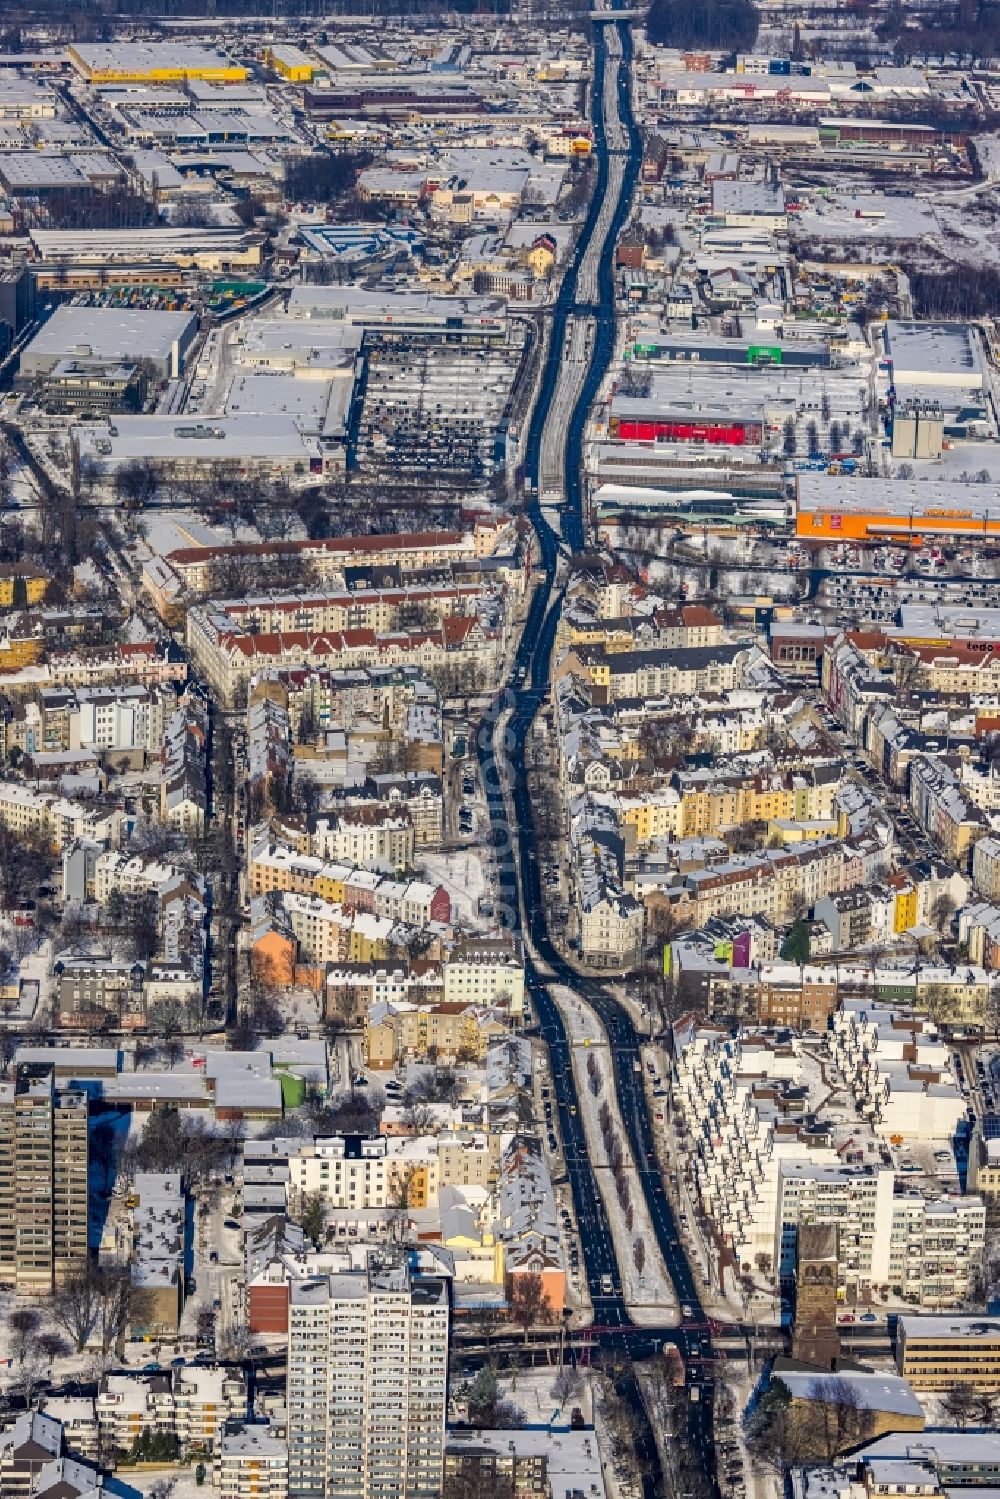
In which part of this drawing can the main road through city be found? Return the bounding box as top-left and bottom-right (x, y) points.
(476, 11), (722, 1492)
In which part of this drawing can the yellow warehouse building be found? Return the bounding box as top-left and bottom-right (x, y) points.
(68, 42), (246, 84)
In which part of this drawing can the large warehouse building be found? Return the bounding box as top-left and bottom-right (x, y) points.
(796, 474), (1000, 541)
(75, 414), (326, 482)
(19, 306), (199, 382)
(882, 320), (983, 392)
(67, 42), (247, 84)
(609, 400), (763, 446)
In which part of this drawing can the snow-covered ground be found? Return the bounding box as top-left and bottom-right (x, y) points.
(109, 1466), (202, 1499)
(493, 1364), (596, 1426)
(975, 132), (1000, 181)
(549, 985), (677, 1326)
(418, 848), (488, 926)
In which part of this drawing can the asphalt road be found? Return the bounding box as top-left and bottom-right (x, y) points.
(475, 15), (722, 1492)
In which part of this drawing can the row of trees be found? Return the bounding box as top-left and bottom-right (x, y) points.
(906, 263), (1000, 320)
(881, 0), (1000, 64)
(100, 1102), (243, 1189)
(285, 151), (372, 207)
(20, 183), (158, 234)
(597, 1097), (646, 1277)
(646, 0), (758, 50)
(0, 0), (514, 32)
(19, 1262), (145, 1366)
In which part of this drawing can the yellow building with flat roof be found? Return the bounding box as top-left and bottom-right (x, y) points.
(68, 42), (246, 84)
(264, 45), (314, 82)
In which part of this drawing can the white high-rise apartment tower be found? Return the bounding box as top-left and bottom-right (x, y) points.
(287, 1254), (449, 1499)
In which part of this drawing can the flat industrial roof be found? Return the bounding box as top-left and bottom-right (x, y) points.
(895, 604), (1000, 641)
(711, 180), (786, 215)
(0, 152), (86, 188)
(884, 320), (983, 386)
(24, 305), (197, 362)
(224, 370), (354, 439)
(69, 41), (241, 74)
(779, 1370), (924, 1418)
(238, 319), (364, 359)
(797, 473), (1000, 521)
(76, 414), (320, 465)
(286, 284), (506, 326)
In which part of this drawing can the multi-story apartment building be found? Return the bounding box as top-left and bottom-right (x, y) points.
(247, 841), (450, 932)
(885, 1194), (986, 1308)
(0, 780), (122, 852)
(185, 604), (497, 710)
(365, 1000), (507, 1068)
(313, 806), (415, 873)
(217, 583), (484, 638)
(52, 956), (146, 1029)
(285, 1131), (496, 1212)
(286, 1254), (449, 1499)
(216, 1425), (289, 1499)
(974, 835), (1000, 901)
(444, 1429), (607, 1499)
(156, 529), (488, 600)
(751, 964), (839, 1031)
(558, 641), (752, 703)
(0, 1063), (88, 1294)
(579, 885), (645, 967)
(95, 1373), (174, 1457)
(830, 1001), (968, 1140)
(95, 1367), (246, 1458)
(909, 754), (989, 869)
(969, 1122), (1000, 1203)
(778, 1160), (896, 1286)
(173, 1366), (247, 1452)
(0, 1412), (64, 1499)
(442, 938), (525, 1015)
(67, 684), (171, 755)
(278, 892), (395, 968)
(672, 1026), (984, 1305)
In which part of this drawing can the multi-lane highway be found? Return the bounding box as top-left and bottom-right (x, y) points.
(475, 13), (722, 1490)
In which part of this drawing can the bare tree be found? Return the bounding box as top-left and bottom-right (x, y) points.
(508, 1272), (551, 1343)
(52, 1268), (100, 1351)
(96, 1264), (135, 1355)
(9, 1307), (40, 1369)
(551, 1365), (582, 1404)
(942, 1382), (980, 1428)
